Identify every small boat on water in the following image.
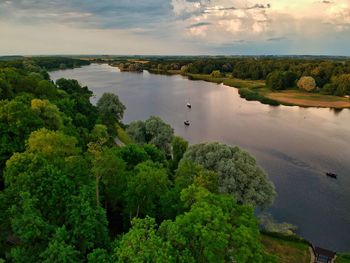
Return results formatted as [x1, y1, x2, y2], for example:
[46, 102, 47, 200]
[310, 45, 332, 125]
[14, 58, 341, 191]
[326, 172, 337, 179]
[187, 103, 192, 108]
[184, 120, 190, 126]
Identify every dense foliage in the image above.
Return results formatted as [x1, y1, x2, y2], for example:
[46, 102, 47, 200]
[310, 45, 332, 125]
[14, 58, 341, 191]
[0, 57, 278, 262]
[105, 56, 350, 96]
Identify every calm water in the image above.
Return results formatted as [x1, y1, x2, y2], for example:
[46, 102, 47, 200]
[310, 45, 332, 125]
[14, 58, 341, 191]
[51, 64, 350, 251]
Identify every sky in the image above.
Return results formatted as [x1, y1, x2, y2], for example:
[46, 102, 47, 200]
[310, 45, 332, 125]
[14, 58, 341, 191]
[0, 0, 349, 56]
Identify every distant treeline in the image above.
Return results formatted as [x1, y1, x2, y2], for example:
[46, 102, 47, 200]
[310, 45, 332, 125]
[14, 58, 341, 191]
[0, 57, 90, 71]
[101, 57, 350, 96]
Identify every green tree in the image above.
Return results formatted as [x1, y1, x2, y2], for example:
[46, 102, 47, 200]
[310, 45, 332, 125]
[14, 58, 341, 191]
[40, 227, 80, 263]
[170, 136, 188, 171]
[90, 147, 127, 207]
[89, 124, 109, 143]
[97, 93, 126, 133]
[210, 70, 223, 78]
[87, 249, 111, 263]
[124, 161, 170, 219]
[118, 144, 149, 170]
[127, 117, 175, 155]
[27, 128, 79, 157]
[283, 71, 297, 88]
[0, 99, 43, 173]
[175, 160, 218, 193]
[114, 216, 179, 263]
[145, 116, 174, 154]
[266, 71, 285, 90]
[143, 144, 166, 164]
[333, 74, 350, 96]
[126, 120, 147, 144]
[31, 99, 64, 130]
[159, 186, 269, 263]
[181, 142, 276, 208]
[66, 185, 110, 254]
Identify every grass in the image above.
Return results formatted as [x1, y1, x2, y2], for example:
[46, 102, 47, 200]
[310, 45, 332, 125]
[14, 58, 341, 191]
[116, 124, 133, 145]
[185, 73, 280, 106]
[261, 233, 310, 263]
[146, 70, 350, 108]
[267, 90, 350, 108]
[336, 254, 350, 263]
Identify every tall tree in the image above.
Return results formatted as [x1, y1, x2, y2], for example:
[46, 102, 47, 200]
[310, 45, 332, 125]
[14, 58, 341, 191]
[180, 142, 276, 208]
[97, 93, 126, 134]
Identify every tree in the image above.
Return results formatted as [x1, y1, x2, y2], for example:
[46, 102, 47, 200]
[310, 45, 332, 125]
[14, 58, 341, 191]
[66, 185, 110, 254]
[124, 161, 170, 219]
[143, 144, 166, 164]
[40, 227, 80, 263]
[145, 116, 174, 154]
[31, 99, 64, 130]
[127, 116, 174, 155]
[97, 93, 126, 133]
[87, 249, 111, 263]
[34, 80, 58, 99]
[175, 160, 219, 193]
[118, 144, 149, 170]
[27, 128, 79, 157]
[266, 71, 285, 90]
[89, 124, 109, 143]
[210, 70, 223, 78]
[159, 186, 272, 263]
[180, 142, 276, 208]
[0, 77, 13, 99]
[170, 136, 188, 171]
[126, 121, 146, 144]
[114, 216, 177, 263]
[297, 76, 317, 92]
[332, 74, 350, 96]
[283, 71, 297, 88]
[90, 147, 127, 207]
[0, 99, 43, 173]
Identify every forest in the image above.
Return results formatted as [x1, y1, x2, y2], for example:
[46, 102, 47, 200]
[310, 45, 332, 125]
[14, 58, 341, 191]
[0, 57, 283, 262]
[106, 56, 350, 97]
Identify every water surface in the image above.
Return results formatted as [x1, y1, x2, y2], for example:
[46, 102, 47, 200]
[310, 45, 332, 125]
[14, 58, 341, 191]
[51, 64, 350, 251]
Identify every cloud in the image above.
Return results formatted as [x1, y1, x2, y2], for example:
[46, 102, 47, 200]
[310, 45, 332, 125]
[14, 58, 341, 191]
[0, 0, 173, 29]
[0, 0, 350, 55]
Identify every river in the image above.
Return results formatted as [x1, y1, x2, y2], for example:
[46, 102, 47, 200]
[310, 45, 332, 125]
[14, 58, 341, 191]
[50, 63, 350, 252]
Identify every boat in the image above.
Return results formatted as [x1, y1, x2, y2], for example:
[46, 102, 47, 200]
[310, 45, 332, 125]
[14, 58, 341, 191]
[184, 120, 190, 126]
[326, 172, 337, 179]
[187, 102, 192, 108]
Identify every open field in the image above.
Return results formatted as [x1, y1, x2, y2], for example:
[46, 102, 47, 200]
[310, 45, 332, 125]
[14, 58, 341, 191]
[182, 73, 350, 108]
[266, 90, 350, 108]
[261, 233, 310, 263]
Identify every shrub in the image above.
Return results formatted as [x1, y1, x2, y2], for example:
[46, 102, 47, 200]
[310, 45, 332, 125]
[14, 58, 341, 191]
[297, 76, 317, 92]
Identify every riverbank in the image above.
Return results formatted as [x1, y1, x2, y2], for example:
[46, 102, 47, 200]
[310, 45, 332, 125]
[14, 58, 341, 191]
[186, 73, 350, 108]
[146, 69, 350, 109]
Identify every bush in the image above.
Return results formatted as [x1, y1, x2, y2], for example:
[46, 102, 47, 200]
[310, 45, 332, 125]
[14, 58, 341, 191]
[238, 88, 280, 106]
[297, 76, 317, 92]
[266, 71, 285, 90]
[210, 70, 223, 78]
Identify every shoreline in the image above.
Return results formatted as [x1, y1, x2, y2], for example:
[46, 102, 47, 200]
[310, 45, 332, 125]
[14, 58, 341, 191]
[145, 68, 350, 109]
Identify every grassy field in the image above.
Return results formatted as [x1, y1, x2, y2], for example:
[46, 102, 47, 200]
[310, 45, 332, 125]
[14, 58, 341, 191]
[261, 233, 310, 263]
[267, 90, 350, 108]
[336, 254, 350, 263]
[181, 73, 350, 108]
